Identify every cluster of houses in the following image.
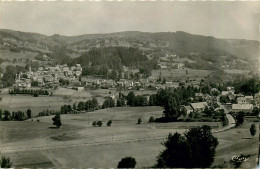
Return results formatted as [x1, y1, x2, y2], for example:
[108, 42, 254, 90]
[183, 86, 258, 115]
[14, 64, 82, 88]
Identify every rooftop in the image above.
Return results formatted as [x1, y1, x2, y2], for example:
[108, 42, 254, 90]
[232, 104, 253, 110]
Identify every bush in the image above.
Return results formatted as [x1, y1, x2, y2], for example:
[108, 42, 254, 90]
[107, 120, 112, 126]
[97, 120, 102, 127]
[117, 157, 136, 168]
[149, 116, 155, 123]
[137, 118, 142, 124]
[0, 156, 12, 168]
[92, 121, 97, 127]
[250, 124, 256, 137]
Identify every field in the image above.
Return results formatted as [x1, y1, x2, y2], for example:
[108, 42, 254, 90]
[0, 106, 257, 168]
[213, 118, 259, 168]
[224, 69, 250, 74]
[0, 94, 67, 116]
[0, 87, 159, 117]
[149, 68, 211, 81]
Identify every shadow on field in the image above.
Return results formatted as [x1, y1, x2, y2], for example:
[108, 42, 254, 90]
[49, 127, 59, 129]
[242, 137, 253, 140]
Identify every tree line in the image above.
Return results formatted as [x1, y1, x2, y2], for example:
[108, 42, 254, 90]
[0, 109, 32, 121]
[9, 88, 49, 97]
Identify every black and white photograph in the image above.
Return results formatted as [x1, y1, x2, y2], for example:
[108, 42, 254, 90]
[0, 1, 259, 168]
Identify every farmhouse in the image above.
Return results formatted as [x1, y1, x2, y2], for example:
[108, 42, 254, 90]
[190, 102, 208, 113]
[232, 104, 253, 113]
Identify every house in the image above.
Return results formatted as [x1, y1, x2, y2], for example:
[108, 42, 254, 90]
[237, 97, 247, 104]
[190, 102, 208, 113]
[77, 87, 84, 92]
[195, 93, 204, 100]
[195, 93, 203, 98]
[227, 93, 236, 101]
[245, 96, 253, 104]
[232, 104, 253, 113]
[222, 90, 234, 96]
[177, 63, 184, 69]
[227, 86, 234, 91]
[211, 88, 219, 93]
[184, 105, 193, 115]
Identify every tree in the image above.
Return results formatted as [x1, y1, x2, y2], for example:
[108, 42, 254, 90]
[117, 157, 136, 168]
[156, 125, 218, 168]
[236, 111, 245, 127]
[73, 103, 77, 110]
[107, 120, 112, 126]
[185, 125, 219, 167]
[250, 124, 256, 138]
[52, 114, 62, 128]
[26, 109, 32, 118]
[97, 120, 102, 127]
[137, 118, 142, 124]
[92, 97, 98, 109]
[102, 97, 115, 109]
[0, 156, 12, 168]
[163, 96, 180, 121]
[3, 110, 10, 121]
[156, 133, 192, 168]
[149, 116, 155, 123]
[0, 109, 2, 120]
[92, 121, 97, 127]
[127, 92, 136, 107]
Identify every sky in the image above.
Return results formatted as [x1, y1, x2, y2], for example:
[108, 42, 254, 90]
[0, 1, 259, 41]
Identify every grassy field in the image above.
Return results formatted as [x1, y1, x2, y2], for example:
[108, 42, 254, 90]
[212, 119, 259, 168]
[224, 69, 250, 74]
[149, 68, 211, 81]
[0, 107, 257, 168]
[0, 87, 157, 116]
[0, 88, 93, 116]
[0, 95, 67, 116]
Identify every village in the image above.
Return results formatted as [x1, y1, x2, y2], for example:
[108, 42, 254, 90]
[7, 62, 259, 119]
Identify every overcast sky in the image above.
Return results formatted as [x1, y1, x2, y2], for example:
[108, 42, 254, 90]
[0, 1, 259, 40]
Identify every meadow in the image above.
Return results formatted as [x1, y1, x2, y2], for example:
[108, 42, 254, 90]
[149, 68, 211, 82]
[0, 106, 257, 168]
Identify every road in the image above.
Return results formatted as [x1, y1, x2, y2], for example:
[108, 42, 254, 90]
[214, 96, 236, 132]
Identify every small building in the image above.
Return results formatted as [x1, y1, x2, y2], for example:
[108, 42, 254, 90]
[184, 105, 193, 115]
[77, 87, 84, 92]
[227, 93, 236, 101]
[195, 93, 203, 98]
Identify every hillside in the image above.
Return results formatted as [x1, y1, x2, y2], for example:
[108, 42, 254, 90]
[0, 29, 259, 73]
